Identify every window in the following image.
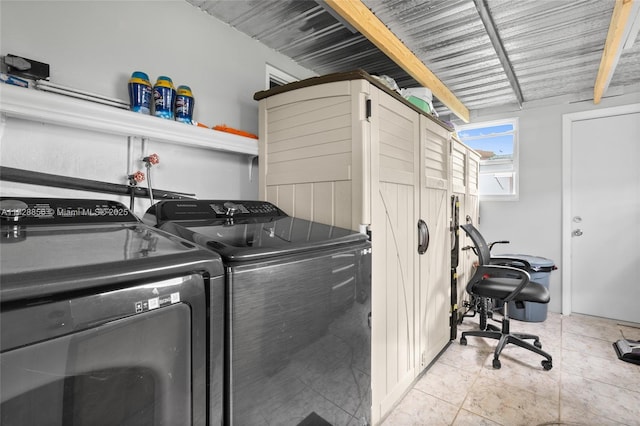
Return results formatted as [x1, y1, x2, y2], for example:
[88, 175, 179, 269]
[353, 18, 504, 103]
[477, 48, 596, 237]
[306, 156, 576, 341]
[265, 64, 296, 89]
[457, 118, 519, 200]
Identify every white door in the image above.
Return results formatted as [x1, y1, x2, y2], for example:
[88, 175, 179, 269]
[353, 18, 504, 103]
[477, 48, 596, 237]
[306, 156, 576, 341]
[568, 109, 640, 323]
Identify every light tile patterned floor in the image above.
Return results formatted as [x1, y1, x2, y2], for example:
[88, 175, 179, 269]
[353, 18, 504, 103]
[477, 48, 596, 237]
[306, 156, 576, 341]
[381, 312, 640, 426]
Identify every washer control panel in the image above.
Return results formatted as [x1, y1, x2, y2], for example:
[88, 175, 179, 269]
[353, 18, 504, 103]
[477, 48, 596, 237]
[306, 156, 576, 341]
[148, 200, 287, 222]
[209, 201, 283, 217]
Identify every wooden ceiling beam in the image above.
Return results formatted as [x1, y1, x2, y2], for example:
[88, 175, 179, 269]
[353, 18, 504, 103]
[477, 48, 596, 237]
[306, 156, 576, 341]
[323, 0, 470, 123]
[594, 0, 636, 104]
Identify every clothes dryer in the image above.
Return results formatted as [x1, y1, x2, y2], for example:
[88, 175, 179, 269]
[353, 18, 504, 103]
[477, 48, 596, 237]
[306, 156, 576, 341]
[0, 197, 225, 426]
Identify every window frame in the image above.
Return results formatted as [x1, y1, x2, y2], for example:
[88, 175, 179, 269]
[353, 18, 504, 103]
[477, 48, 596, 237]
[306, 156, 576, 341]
[265, 64, 296, 89]
[457, 117, 519, 201]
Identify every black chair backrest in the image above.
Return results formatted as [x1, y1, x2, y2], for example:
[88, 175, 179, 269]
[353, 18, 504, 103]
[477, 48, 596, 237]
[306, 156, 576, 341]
[460, 224, 492, 266]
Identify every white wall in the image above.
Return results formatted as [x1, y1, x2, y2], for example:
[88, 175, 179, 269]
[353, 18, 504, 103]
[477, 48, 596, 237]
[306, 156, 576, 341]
[0, 0, 315, 211]
[466, 91, 640, 313]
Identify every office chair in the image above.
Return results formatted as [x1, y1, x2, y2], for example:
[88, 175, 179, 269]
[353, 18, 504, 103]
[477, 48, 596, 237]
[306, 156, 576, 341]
[459, 224, 553, 370]
[460, 234, 511, 331]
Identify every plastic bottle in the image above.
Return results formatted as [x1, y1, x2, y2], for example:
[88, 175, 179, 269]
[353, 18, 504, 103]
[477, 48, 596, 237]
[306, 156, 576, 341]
[175, 85, 194, 124]
[128, 71, 152, 114]
[153, 76, 176, 119]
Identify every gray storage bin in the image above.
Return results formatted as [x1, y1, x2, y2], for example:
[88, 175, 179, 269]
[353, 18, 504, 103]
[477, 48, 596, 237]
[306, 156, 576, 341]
[492, 254, 556, 322]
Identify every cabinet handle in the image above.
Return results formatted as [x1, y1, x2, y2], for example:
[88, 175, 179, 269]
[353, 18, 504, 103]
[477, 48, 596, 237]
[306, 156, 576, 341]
[418, 219, 430, 254]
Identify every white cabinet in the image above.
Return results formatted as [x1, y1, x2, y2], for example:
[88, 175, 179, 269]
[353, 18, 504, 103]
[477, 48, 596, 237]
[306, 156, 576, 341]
[256, 71, 454, 424]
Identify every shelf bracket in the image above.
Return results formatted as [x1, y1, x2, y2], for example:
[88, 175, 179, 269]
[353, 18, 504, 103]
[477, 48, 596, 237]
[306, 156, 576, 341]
[248, 155, 259, 181]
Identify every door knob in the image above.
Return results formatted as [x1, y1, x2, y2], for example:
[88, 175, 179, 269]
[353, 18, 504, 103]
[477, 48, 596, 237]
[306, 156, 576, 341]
[572, 229, 583, 237]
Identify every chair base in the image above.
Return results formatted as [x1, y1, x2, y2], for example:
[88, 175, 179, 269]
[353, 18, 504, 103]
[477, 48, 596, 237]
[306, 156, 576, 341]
[460, 318, 553, 370]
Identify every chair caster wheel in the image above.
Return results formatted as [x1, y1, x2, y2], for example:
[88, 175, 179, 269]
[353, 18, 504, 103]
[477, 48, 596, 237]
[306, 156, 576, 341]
[534, 340, 542, 349]
[492, 359, 501, 369]
[542, 360, 553, 370]
[460, 337, 467, 346]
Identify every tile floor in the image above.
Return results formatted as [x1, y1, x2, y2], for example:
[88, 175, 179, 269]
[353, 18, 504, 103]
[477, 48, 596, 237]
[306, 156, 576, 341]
[381, 311, 640, 426]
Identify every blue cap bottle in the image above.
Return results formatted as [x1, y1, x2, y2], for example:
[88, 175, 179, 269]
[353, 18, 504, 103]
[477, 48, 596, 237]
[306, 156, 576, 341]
[153, 76, 176, 119]
[128, 71, 152, 114]
[175, 85, 194, 124]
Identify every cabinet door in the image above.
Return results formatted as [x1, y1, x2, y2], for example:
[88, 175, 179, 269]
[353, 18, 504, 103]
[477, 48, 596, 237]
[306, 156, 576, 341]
[257, 81, 359, 230]
[369, 87, 420, 422]
[453, 143, 480, 319]
[417, 116, 451, 368]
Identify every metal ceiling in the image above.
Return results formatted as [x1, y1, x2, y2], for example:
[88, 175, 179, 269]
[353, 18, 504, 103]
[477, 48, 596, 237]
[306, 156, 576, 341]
[187, 0, 640, 118]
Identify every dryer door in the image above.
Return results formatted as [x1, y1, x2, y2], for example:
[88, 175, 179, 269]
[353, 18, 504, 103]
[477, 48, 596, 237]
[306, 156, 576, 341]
[0, 275, 207, 426]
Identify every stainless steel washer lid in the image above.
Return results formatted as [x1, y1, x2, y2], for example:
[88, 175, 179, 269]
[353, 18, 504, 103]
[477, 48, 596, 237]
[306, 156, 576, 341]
[160, 216, 369, 262]
[145, 199, 369, 262]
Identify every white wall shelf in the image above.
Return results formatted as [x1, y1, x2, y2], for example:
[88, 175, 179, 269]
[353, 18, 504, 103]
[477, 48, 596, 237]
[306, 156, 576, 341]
[0, 83, 259, 156]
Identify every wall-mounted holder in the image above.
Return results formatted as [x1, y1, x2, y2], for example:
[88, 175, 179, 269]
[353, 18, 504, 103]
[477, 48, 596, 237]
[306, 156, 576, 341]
[1, 54, 50, 81]
[1, 166, 194, 201]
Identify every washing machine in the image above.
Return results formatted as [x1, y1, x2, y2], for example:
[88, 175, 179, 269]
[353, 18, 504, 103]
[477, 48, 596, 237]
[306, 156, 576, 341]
[144, 199, 372, 426]
[0, 197, 225, 426]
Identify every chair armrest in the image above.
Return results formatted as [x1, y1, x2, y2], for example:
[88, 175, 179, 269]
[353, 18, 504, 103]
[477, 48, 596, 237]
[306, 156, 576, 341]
[488, 240, 510, 251]
[475, 264, 532, 302]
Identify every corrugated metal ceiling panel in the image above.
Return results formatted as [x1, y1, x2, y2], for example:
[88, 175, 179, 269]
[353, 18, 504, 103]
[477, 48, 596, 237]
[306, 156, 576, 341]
[189, 0, 415, 84]
[487, 0, 615, 103]
[188, 0, 640, 117]
[613, 41, 640, 89]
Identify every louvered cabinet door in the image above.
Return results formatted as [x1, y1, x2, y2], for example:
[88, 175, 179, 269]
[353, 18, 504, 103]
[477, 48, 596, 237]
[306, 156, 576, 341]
[451, 138, 473, 315]
[417, 116, 452, 369]
[369, 86, 420, 423]
[450, 139, 481, 324]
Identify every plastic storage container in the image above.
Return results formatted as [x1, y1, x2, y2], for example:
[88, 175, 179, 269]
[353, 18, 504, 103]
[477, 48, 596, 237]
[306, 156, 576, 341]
[407, 95, 431, 113]
[403, 87, 433, 114]
[403, 87, 433, 103]
[492, 254, 556, 322]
